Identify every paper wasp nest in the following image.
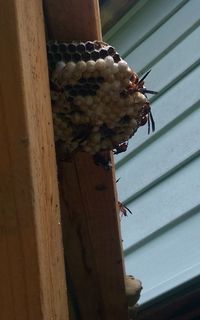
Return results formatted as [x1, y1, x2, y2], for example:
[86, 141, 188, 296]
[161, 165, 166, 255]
[47, 40, 155, 155]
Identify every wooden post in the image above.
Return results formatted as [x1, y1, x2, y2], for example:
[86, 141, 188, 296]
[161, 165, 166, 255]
[44, 1, 128, 320]
[0, 1, 69, 319]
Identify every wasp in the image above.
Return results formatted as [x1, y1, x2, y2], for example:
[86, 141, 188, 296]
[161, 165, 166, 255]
[116, 178, 132, 217]
[93, 152, 112, 170]
[113, 141, 129, 155]
[136, 70, 157, 134]
[139, 102, 155, 134]
[118, 201, 133, 218]
[129, 69, 157, 94]
[127, 70, 157, 134]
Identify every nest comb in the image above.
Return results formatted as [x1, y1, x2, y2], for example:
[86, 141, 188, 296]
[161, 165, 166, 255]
[47, 40, 156, 156]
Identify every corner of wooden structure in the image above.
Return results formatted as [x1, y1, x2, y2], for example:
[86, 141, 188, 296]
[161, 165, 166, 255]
[0, 1, 69, 319]
[43, 1, 129, 320]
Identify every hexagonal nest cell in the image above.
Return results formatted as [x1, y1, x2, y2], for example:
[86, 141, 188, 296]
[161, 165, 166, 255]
[47, 40, 156, 157]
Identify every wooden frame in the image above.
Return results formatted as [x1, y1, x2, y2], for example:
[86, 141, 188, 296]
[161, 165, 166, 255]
[0, 0, 128, 319]
[44, 1, 128, 319]
[0, 1, 69, 319]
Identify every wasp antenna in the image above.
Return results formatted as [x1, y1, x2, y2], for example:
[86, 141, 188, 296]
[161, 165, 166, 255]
[138, 69, 152, 84]
[141, 89, 158, 95]
[124, 205, 133, 215]
[150, 110, 155, 132]
[147, 115, 151, 135]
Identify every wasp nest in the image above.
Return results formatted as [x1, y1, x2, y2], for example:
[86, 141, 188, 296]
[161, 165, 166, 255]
[47, 40, 155, 155]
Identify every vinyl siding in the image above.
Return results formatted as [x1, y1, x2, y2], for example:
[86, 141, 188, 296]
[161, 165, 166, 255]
[104, 0, 200, 304]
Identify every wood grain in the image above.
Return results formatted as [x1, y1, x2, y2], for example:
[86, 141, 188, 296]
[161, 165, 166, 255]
[0, 1, 69, 319]
[44, 0, 102, 41]
[43, 0, 128, 319]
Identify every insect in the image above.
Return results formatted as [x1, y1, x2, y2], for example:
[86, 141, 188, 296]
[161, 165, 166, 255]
[93, 152, 112, 170]
[121, 70, 157, 97]
[139, 102, 155, 134]
[128, 70, 157, 134]
[116, 178, 132, 217]
[113, 141, 129, 154]
[118, 201, 133, 218]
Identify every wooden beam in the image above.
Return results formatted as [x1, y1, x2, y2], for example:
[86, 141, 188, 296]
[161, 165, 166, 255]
[44, 0, 102, 41]
[44, 1, 128, 319]
[0, 1, 69, 319]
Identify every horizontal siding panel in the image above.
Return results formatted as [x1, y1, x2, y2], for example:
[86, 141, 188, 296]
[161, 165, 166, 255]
[117, 105, 200, 201]
[109, 0, 200, 303]
[116, 64, 200, 164]
[120, 155, 200, 248]
[126, 0, 200, 71]
[143, 25, 200, 91]
[124, 208, 200, 303]
[105, 0, 186, 56]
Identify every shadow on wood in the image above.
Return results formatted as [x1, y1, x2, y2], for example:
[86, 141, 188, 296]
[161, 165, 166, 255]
[43, 0, 128, 319]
